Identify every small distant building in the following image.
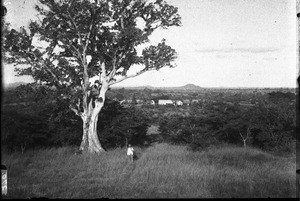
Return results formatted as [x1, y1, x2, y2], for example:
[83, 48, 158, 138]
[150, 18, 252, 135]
[175, 100, 183, 106]
[150, 100, 156, 105]
[183, 99, 190, 105]
[136, 99, 143, 104]
[191, 99, 200, 104]
[158, 100, 174, 105]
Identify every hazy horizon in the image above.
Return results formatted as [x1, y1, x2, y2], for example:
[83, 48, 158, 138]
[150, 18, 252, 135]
[4, 81, 297, 90]
[2, 0, 298, 88]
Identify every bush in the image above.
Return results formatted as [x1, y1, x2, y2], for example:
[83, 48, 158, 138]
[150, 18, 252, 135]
[1, 110, 50, 153]
[98, 101, 150, 149]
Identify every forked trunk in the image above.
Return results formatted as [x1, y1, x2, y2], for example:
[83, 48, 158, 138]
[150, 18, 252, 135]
[78, 61, 108, 153]
[79, 102, 105, 153]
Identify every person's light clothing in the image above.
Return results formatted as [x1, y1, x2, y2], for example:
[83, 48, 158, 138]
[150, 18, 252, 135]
[127, 147, 134, 156]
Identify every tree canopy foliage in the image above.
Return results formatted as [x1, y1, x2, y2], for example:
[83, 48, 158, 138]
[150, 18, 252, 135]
[3, 0, 181, 95]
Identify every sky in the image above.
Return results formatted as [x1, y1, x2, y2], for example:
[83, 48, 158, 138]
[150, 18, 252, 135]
[2, 0, 298, 88]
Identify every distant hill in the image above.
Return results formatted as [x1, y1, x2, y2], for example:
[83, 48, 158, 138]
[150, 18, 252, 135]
[114, 84, 202, 90]
[4, 82, 29, 90]
[178, 84, 202, 90]
[158, 84, 202, 91]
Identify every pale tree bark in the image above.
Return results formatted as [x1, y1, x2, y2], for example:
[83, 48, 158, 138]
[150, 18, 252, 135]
[79, 117, 88, 151]
[79, 99, 106, 153]
[21, 143, 26, 154]
[239, 127, 251, 149]
[86, 112, 103, 153]
[77, 59, 110, 153]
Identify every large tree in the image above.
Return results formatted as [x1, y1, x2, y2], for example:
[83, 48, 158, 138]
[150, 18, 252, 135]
[3, 0, 181, 153]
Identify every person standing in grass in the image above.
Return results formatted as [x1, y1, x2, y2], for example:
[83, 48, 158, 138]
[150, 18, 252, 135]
[127, 144, 134, 162]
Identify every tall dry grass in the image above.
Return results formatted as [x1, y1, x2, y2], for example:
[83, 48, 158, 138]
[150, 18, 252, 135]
[2, 143, 296, 198]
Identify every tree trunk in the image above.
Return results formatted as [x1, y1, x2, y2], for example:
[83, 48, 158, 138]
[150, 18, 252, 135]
[78, 61, 108, 153]
[80, 102, 105, 153]
[87, 113, 104, 153]
[21, 143, 26, 154]
[239, 131, 248, 149]
[79, 120, 88, 151]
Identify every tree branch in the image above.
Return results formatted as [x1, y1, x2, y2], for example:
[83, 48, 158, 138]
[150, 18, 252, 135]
[81, 12, 95, 92]
[107, 45, 130, 83]
[239, 132, 245, 141]
[66, 12, 84, 47]
[100, 62, 107, 83]
[108, 53, 117, 82]
[69, 98, 83, 117]
[69, 43, 84, 64]
[88, 96, 94, 112]
[83, 16, 94, 55]
[109, 67, 156, 86]
[70, 106, 82, 117]
[22, 50, 61, 85]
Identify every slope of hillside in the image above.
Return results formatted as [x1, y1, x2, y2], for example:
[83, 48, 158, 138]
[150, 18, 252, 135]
[179, 84, 202, 90]
[2, 143, 296, 198]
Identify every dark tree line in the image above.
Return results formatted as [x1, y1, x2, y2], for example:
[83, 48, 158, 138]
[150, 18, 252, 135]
[159, 100, 296, 153]
[2, 84, 296, 154]
[2, 85, 149, 153]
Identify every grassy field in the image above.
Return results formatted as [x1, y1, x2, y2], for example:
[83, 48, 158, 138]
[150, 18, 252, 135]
[2, 143, 297, 198]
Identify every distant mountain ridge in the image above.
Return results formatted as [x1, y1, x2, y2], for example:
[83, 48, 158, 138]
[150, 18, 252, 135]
[113, 84, 202, 90]
[4, 82, 202, 90]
